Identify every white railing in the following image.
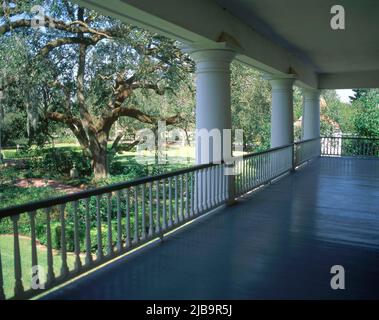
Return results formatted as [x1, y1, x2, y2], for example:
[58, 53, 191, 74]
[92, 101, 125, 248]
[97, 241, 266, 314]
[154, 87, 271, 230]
[0, 162, 230, 300]
[234, 145, 293, 197]
[294, 138, 321, 167]
[321, 136, 379, 157]
[0, 142, 319, 300]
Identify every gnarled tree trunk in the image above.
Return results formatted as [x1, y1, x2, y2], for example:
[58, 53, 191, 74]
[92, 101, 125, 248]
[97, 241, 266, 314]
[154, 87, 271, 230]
[92, 147, 108, 179]
[88, 131, 109, 179]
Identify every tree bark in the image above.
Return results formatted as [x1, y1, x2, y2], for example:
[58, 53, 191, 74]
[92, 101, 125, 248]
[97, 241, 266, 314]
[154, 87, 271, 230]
[92, 147, 108, 179]
[88, 132, 109, 179]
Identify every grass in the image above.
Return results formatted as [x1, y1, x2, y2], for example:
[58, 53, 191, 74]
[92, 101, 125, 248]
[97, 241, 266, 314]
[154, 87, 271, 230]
[117, 144, 195, 162]
[0, 235, 80, 299]
[0, 185, 62, 210]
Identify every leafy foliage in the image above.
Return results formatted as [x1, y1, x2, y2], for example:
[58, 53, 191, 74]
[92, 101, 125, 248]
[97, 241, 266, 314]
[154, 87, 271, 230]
[0, 0, 194, 177]
[231, 62, 271, 151]
[351, 89, 379, 137]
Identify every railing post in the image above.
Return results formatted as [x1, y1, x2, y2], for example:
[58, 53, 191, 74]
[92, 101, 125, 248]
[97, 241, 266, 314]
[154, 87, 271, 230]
[226, 163, 236, 205]
[28, 211, 39, 280]
[0, 220, 5, 300]
[73, 201, 82, 272]
[84, 198, 93, 266]
[11, 214, 24, 297]
[292, 143, 296, 171]
[59, 205, 69, 277]
[45, 208, 55, 285]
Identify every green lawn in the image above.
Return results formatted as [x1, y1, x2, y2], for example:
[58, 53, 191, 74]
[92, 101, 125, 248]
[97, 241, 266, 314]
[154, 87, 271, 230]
[0, 235, 79, 299]
[1, 143, 82, 159]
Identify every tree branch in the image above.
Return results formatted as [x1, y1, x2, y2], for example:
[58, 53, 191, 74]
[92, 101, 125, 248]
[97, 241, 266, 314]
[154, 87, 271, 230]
[39, 36, 103, 56]
[130, 82, 172, 95]
[0, 15, 127, 37]
[113, 139, 140, 153]
[115, 107, 181, 125]
[75, 8, 97, 135]
[45, 111, 89, 148]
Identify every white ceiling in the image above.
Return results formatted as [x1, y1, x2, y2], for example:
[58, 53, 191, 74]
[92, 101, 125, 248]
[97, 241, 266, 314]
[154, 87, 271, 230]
[216, 0, 379, 74]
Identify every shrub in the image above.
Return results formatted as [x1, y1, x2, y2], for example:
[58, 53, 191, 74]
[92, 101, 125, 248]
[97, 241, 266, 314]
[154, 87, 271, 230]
[30, 148, 92, 177]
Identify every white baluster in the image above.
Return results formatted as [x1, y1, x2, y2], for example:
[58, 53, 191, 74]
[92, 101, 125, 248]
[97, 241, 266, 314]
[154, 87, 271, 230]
[116, 192, 122, 251]
[224, 165, 228, 200]
[174, 176, 179, 222]
[45, 208, 55, 285]
[125, 189, 131, 248]
[133, 187, 139, 244]
[213, 167, 217, 207]
[155, 180, 160, 234]
[59, 205, 69, 277]
[106, 194, 113, 256]
[0, 218, 6, 300]
[141, 184, 146, 240]
[148, 182, 153, 237]
[168, 177, 173, 227]
[190, 173, 195, 217]
[28, 211, 39, 278]
[95, 195, 103, 260]
[72, 202, 82, 272]
[219, 165, 223, 200]
[179, 175, 184, 221]
[162, 179, 167, 230]
[84, 198, 93, 265]
[11, 215, 24, 297]
[185, 173, 189, 219]
[204, 169, 208, 210]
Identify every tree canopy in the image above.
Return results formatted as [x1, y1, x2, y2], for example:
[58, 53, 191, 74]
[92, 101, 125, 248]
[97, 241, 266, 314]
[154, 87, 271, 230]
[0, 0, 193, 177]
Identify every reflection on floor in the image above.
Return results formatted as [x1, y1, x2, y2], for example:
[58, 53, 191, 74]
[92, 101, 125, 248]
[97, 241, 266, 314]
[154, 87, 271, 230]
[44, 157, 379, 299]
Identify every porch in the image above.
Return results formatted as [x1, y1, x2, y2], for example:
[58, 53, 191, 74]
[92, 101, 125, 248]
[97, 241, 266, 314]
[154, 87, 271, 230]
[0, 0, 378, 301]
[43, 156, 379, 300]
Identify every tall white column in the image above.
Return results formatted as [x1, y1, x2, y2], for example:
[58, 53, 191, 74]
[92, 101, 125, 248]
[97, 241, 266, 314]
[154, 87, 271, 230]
[267, 77, 295, 148]
[185, 44, 236, 206]
[186, 45, 236, 164]
[302, 88, 320, 140]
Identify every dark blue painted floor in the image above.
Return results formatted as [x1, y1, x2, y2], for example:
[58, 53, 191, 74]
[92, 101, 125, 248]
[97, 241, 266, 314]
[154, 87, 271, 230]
[44, 157, 379, 300]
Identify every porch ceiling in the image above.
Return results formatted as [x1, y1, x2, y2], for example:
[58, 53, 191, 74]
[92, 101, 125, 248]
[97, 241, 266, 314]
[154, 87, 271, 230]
[217, 0, 379, 89]
[217, 0, 379, 74]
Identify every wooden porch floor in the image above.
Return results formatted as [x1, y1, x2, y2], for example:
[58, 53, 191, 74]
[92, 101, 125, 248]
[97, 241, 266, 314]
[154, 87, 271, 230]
[43, 157, 379, 299]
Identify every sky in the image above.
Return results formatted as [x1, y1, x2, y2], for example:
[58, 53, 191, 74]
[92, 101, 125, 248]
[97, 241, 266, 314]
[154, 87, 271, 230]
[336, 89, 354, 103]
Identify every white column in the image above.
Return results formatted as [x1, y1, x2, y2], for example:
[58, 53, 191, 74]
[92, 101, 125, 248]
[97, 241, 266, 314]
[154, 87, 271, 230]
[186, 45, 236, 164]
[267, 77, 295, 148]
[302, 88, 320, 140]
[185, 44, 236, 207]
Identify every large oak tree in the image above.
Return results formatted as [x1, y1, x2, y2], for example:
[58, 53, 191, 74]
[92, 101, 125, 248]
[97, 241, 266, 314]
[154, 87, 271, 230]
[0, 0, 193, 178]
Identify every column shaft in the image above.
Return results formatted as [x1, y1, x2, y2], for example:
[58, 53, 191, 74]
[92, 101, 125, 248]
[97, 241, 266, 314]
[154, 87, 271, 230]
[268, 77, 295, 148]
[188, 48, 235, 164]
[302, 89, 320, 140]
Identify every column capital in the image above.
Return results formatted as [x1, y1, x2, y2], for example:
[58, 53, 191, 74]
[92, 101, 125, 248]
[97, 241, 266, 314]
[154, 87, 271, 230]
[181, 42, 236, 73]
[302, 87, 321, 100]
[264, 74, 296, 90]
